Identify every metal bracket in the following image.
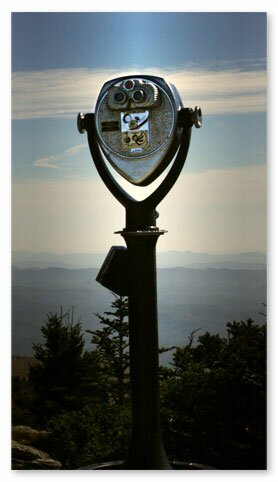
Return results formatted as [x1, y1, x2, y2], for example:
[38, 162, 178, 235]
[96, 246, 129, 296]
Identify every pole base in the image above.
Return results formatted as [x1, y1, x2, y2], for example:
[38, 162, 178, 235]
[79, 460, 216, 470]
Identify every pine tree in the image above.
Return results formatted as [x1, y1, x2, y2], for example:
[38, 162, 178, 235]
[29, 308, 91, 425]
[86, 294, 129, 404]
[160, 319, 267, 469]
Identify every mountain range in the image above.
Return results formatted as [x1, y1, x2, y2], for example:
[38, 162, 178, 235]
[12, 250, 266, 270]
[12, 261, 267, 362]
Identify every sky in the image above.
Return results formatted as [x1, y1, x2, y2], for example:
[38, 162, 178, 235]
[11, 11, 267, 255]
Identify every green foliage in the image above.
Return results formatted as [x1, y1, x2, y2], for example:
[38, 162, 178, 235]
[12, 376, 38, 427]
[13, 300, 266, 470]
[86, 294, 129, 404]
[29, 308, 105, 426]
[47, 402, 131, 468]
[17, 300, 131, 468]
[160, 319, 267, 469]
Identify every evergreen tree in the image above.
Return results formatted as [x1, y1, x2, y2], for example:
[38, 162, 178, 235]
[29, 307, 103, 426]
[14, 304, 131, 468]
[160, 319, 267, 469]
[86, 294, 129, 404]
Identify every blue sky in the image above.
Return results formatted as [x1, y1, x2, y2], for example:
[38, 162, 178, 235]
[12, 13, 266, 71]
[11, 12, 267, 255]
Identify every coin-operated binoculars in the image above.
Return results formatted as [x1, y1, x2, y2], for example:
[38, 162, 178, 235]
[78, 75, 201, 470]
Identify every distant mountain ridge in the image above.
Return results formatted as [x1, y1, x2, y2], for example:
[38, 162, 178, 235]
[12, 250, 266, 270]
[12, 265, 266, 359]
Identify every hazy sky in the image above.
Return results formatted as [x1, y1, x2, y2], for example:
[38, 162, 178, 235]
[12, 12, 267, 255]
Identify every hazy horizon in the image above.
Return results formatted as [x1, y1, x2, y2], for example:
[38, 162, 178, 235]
[12, 249, 267, 271]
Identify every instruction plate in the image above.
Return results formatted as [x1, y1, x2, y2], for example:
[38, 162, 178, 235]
[121, 111, 150, 151]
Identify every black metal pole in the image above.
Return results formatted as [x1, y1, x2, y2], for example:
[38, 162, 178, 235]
[121, 227, 172, 470]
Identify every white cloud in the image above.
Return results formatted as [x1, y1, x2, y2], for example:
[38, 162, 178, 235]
[33, 143, 87, 168]
[12, 65, 266, 120]
[12, 164, 266, 254]
[33, 155, 59, 169]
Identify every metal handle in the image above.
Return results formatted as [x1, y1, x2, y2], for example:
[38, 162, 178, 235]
[192, 106, 202, 128]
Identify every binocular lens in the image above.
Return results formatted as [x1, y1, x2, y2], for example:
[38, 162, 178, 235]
[114, 91, 126, 103]
[133, 90, 145, 102]
[124, 79, 134, 90]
